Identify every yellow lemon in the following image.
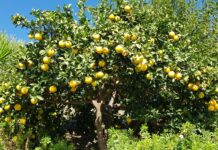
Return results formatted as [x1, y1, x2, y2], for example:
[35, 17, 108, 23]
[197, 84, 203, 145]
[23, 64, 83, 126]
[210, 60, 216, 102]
[16, 85, 22, 91]
[122, 50, 129, 57]
[175, 72, 182, 80]
[0, 98, 4, 104]
[98, 60, 106, 67]
[173, 35, 180, 42]
[115, 45, 124, 53]
[124, 5, 131, 13]
[30, 98, 38, 105]
[49, 85, 57, 93]
[14, 104, 22, 111]
[192, 84, 199, 91]
[131, 34, 138, 41]
[47, 49, 55, 57]
[89, 63, 96, 69]
[115, 16, 121, 22]
[58, 40, 66, 48]
[103, 47, 110, 54]
[194, 70, 202, 76]
[124, 33, 131, 41]
[28, 34, 33, 39]
[65, 41, 72, 48]
[42, 56, 51, 64]
[188, 83, 193, 90]
[85, 76, 93, 84]
[34, 33, 43, 40]
[27, 60, 34, 67]
[91, 81, 97, 87]
[132, 56, 143, 65]
[169, 31, 175, 38]
[108, 14, 115, 21]
[149, 59, 155, 67]
[5, 117, 11, 123]
[19, 118, 26, 125]
[164, 67, 171, 74]
[168, 71, 175, 78]
[95, 71, 104, 79]
[138, 63, 148, 72]
[208, 105, 215, 111]
[215, 104, 218, 110]
[70, 87, 77, 92]
[92, 34, 101, 41]
[21, 87, 28, 95]
[41, 64, 49, 72]
[215, 87, 218, 93]
[146, 73, 152, 80]
[0, 108, 4, 114]
[209, 99, 217, 106]
[72, 48, 78, 54]
[126, 117, 132, 125]
[69, 80, 78, 88]
[96, 46, 103, 54]
[17, 63, 25, 70]
[198, 92, 205, 99]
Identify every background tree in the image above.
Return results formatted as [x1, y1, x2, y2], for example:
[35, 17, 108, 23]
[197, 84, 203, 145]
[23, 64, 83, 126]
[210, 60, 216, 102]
[0, 0, 217, 149]
[0, 33, 26, 149]
[0, 33, 25, 92]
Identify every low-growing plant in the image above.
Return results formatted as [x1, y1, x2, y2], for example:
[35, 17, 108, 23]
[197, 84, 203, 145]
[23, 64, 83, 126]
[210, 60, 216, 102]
[108, 122, 218, 150]
[34, 136, 75, 150]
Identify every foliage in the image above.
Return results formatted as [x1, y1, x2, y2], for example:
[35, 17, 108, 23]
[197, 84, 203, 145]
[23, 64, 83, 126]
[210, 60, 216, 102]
[0, 33, 25, 92]
[0, 123, 75, 150]
[35, 137, 75, 150]
[34, 136, 75, 150]
[0, 34, 12, 61]
[108, 122, 218, 150]
[0, 0, 218, 149]
[49, 140, 75, 150]
[0, 144, 3, 150]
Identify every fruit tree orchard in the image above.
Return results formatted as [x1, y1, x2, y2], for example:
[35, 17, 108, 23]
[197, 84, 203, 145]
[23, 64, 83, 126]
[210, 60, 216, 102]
[0, 0, 218, 149]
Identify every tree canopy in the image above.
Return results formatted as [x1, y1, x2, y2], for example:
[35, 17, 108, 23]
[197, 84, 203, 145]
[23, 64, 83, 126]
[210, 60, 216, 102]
[0, 0, 217, 149]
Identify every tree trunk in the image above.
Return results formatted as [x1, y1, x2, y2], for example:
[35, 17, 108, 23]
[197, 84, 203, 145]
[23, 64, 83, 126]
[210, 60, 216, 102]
[92, 100, 107, 150]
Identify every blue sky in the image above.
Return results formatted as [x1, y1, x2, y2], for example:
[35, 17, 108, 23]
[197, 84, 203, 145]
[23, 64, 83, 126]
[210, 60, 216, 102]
[0, 0, 204, 42]
[0, 0, 98, 42]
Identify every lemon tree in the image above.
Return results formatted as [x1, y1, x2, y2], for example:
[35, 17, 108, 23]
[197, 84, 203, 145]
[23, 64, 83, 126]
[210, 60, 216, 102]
[0, 0, 217, 149]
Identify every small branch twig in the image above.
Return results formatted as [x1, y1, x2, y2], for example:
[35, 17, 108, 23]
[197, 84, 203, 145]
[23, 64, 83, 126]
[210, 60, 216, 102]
[25, 136, 29, 150]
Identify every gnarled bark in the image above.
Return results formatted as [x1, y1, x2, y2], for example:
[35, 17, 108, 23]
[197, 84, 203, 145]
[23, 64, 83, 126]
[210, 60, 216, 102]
[92, 100, 107, 150]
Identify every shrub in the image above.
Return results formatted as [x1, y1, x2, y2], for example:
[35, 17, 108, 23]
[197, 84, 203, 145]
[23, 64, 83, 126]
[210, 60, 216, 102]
[108, 122, 218, 150]
[34, 136, 75, 150]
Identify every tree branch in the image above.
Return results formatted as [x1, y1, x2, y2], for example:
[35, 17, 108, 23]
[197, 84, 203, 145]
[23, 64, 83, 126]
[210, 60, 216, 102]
[92, 100, 103, 123]
[108, 91, 117, 108]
